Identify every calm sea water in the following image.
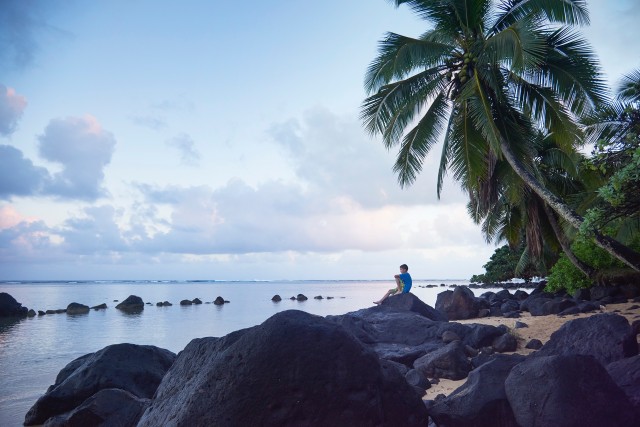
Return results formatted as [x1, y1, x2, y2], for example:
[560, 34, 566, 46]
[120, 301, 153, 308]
[0, 279, 488, 426]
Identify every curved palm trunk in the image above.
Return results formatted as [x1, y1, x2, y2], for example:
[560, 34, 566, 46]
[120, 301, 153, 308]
[542, 203, 595, 278]
[500, 141, 640, 272]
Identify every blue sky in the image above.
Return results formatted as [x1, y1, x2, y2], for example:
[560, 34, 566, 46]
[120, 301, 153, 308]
[1, 0, 638, 280]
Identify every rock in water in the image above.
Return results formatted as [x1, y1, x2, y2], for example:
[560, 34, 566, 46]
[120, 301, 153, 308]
[115, 295, 144, 312]
[0, 292, 28, 317]
[24, 344, 176, 425]
[66, 302, 90, 315]
[137, 310, 428, 426]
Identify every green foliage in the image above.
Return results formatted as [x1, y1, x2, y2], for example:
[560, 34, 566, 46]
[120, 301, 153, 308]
[546, 236, 632, 293]
[582, 70, 640, 241]
[470, 245, 540, 283]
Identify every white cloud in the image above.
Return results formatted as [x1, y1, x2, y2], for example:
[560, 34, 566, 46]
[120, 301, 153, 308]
[38, 115, 116, 200]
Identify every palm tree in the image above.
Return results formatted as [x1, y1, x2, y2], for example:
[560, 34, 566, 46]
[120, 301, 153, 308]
[468, 128, 597, 278]
[361, 0, 640, 271]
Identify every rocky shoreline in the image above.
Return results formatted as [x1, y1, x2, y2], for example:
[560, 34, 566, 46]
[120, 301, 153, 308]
[2, 283, 639, 426]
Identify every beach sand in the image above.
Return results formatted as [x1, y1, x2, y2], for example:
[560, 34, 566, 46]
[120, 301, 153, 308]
[423, 301, 640, 400]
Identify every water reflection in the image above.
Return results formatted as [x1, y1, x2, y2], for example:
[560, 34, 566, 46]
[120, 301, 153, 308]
[0, 317, 22, 335]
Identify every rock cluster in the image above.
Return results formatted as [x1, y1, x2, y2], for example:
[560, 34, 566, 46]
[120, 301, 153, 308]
[18, 288, 640, 425]
[436, 282, 640, 320]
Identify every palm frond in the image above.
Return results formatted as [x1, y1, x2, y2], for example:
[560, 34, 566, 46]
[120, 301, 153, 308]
[364, 31, 454, 93]
[616, 69, 640, 104]
[361, 68, 444, 145]
[534, 27, 608, 115]
[509, 74, 579, 146]
[393, 92, 450, 187]
[485, 14, 546, 72]
[492, 0, 589, 32]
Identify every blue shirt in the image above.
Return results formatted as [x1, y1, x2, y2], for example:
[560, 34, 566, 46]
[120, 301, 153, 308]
[399, 272, 412, 293]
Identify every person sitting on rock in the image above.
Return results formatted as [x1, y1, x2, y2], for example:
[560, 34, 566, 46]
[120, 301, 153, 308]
[374, 264, 412, 305]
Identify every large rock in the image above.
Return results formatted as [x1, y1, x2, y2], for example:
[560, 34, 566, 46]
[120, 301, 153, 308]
[43, 388, 149, 427]
[24, 344, 176, 425]
[427, 354, 525, 427]
[66, 302, 90, 315]
[505, 354, 637, 427]
[435, 286, 483, 320]
[607, 354, 640, 411]
[115, 295, 144, 312]
[137, 310, 428, 426]
[536, 313, 638, 365]
[377, 292, 448, 321]
[413, 340, 472, 380]
[0, 292, 28, 317]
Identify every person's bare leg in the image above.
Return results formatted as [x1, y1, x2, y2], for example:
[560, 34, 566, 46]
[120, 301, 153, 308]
[374, 290, 393, 305]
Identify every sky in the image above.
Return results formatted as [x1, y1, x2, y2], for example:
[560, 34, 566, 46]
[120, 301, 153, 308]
[1, 0, 639, 281]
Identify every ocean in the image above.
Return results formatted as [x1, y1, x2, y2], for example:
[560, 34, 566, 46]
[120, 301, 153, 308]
[0, 279, 496, 426]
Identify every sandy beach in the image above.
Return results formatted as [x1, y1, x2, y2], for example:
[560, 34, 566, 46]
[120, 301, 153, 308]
[424, 301, 640, 400]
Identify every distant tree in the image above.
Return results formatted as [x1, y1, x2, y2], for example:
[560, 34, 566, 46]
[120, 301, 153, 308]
[470, 244, 541, 284]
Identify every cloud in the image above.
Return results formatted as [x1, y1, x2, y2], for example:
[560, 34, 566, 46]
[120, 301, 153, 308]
[0, 145, 50, 199]
[267, 107, 466, 208]
[38, 115, 116, 200]
[0, 85, 28, 136]
[166, 133, 200, 165]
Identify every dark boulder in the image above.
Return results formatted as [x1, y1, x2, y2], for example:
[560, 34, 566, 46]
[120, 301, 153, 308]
[573, 288, 591, 300]
[271, 294, 282, 302]
[541, 298, 577, 315]
[405, 369, 431, 390]
[192, 298, 202, 304]
[137, 310, 428, 426]
[413, 340, 472, 380]
[493, 333, 517, 353]
[378, 293, 447, 321]
[578, 300, 600, 313]
[435, 287, 484, 320]
[606, 354, 640, 411]
[43, 388, 149, 427]
[0, 292, 28, 317]
[505, 354, 637, 427]
[536, 313, 638, 365]
[590, 285, 620, 301]
[513, 290, 529, 301]
[460, 323, 505, 349]
[558, 306, 581, 316]
[179, 299, 192, 305]
[91, 303, 107, 310]
[525, 339, 543, 350]
[296, 293, 308, 301]
[500, 300, 520, 315]
[426, 354, 525, 427]
[66, 303, 90, 315]
[115, 295, 144, 312]
[213, 296, 225, 305]
[442, 330, 461, 343]
[24, 343, 176, 426]
[330, 310, 442, 365]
